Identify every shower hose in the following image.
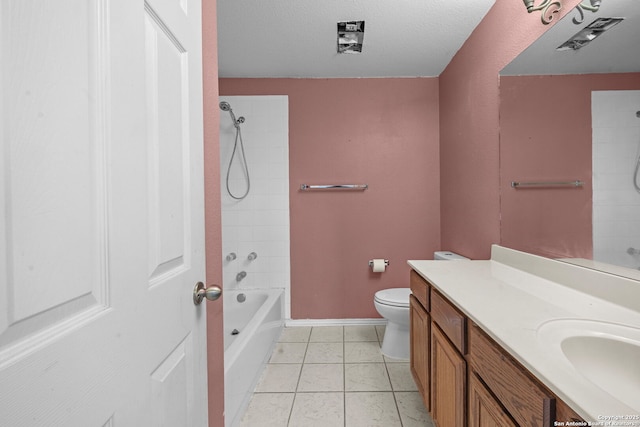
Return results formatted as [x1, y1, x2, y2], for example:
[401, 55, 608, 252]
[226, 125, 250, 200]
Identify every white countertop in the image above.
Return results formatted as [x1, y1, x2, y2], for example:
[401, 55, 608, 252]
[408, 245, 640, 422]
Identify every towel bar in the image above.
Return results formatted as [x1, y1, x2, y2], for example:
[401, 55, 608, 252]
[510, 180, 584, 188]
[300, 184, 368, 191]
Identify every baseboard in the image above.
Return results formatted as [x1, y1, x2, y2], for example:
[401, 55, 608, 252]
[285, 318, 387, 327]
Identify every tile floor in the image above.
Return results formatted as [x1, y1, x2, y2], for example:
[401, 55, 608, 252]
[237, 325, 435, 427]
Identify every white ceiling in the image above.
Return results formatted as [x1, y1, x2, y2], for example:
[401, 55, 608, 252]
[501, 0, 640, 75]
[216, 0, 496, 78]
[217, 0, 640, 78]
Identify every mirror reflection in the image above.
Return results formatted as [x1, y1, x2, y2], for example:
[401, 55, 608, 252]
[499, 0, 640, 274]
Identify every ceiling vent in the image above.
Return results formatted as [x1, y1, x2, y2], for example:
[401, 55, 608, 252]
[337, 21, 365, 54]
[556, 17, 624, 51]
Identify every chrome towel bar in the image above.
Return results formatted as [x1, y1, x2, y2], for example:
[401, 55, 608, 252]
[300, 184, 368, 191]
[510, 180, 584, 188]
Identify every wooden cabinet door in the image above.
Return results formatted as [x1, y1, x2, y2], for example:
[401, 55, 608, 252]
[431, 324, 466, 427]
[469, 373, 517, 427]
[410, 295, 430, 410]
[555, 398, 585, 426]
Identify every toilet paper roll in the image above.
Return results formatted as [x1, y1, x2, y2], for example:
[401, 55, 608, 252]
[371, 259, 386, 273]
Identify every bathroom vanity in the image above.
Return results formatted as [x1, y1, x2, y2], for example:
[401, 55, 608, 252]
[408, 245, 640, 427]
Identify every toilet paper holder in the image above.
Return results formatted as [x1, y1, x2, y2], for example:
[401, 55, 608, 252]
[368, 259, 389, 267]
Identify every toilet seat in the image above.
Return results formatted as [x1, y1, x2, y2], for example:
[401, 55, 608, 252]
[374, 288, 411, 308]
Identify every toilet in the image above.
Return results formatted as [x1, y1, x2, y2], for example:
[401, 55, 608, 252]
[374, 288, 412, 359]
[374, 251, 470, 360]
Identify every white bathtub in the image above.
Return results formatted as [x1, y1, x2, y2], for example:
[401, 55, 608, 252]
[224, 289, 284, 427]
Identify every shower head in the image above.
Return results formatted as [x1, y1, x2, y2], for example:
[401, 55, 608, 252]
[219, 101, 244, 129]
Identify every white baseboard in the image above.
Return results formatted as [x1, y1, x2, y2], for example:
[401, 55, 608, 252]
[285, 318, 387, 327]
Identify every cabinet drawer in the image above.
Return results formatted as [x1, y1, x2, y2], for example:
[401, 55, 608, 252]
[431, 289, 466, 354]
[410, 270, 429, 310]
[469, 323, 554, 427]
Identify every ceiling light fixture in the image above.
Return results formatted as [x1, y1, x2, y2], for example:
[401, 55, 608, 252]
[523, 0, 603, 25]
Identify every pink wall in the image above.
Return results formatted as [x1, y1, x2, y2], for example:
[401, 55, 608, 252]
[500, 73, 640, 259]
[202, 1, 224, 424]
[219, 78, 441, 319]
[439, 0, 582, 260]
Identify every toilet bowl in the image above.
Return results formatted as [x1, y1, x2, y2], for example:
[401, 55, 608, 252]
[374, 288, 412, 360]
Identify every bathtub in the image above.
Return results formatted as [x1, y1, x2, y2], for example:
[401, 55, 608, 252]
[224, 288, 284, 427]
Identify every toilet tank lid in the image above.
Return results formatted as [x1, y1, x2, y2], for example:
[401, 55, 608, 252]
[374, 288, 411, 306]
[434, 251, 470, 260]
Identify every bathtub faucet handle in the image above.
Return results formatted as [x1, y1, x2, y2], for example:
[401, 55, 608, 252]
[236, 271, 247, 282]
[226, 252, 237, 261]
[247, 252, 258, 261]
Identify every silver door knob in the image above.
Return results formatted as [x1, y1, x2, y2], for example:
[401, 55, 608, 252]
[193, 282, 222, 305]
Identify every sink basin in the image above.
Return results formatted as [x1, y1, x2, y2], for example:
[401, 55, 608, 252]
[537, 319, 640, 412]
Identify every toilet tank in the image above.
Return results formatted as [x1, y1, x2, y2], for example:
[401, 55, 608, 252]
[434, 251, 470, 261]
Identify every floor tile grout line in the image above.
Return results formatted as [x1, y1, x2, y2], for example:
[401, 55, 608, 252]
[381, 329, 406, 426]
[343, 327, 346, 426]
[287, 327, 312, 426]
[244, 325, 428, 426]
[384, 356, 405, 427]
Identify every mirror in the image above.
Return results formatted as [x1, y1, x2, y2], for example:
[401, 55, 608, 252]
[499, 0, 640, 277]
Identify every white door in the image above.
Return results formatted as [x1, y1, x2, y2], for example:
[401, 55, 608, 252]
[0, 1, 210, 425]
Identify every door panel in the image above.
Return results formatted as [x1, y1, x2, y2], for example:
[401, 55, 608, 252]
[1, 5, 116, 423]
[150, 335, 194, 427]
[143, 0, 206, 423]
[1, 0, 109, 352]
[0, 0, 208, 424]
[145, 3, 189, 283]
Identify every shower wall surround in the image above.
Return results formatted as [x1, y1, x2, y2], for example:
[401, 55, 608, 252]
[219, 96, 291, 316]
[592, 90, 640, 270]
